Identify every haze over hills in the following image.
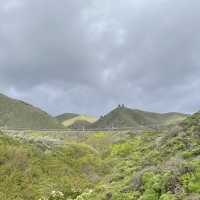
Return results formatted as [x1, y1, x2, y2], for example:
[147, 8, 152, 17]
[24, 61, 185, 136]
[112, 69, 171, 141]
[0, 93, 62, 129]
[90, 105, 188, 129]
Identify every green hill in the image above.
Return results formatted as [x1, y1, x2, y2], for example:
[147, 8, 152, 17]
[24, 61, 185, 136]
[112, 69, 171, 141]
[180, 111, 200, 133]
[90, 105, 187, 129]
[57, 114, 98, 128]
[56, 113, 79, 123]
[68, 120, 93, 129]
[0, 93, 62, 129]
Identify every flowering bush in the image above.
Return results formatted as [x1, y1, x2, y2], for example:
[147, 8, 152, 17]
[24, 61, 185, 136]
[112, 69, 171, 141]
[39, 190, 93, 200]
[49, 191, 65, 200]
[39, 191, 65, 200]
[75, 190, 93, 200]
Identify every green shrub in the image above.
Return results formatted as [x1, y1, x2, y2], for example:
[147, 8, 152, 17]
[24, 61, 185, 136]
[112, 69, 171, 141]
[181, 166, 200, 193]
[182, 147, 200, 159]
[160, 193, 176, 200]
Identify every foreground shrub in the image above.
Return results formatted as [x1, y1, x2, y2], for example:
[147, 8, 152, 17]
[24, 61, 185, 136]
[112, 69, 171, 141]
[159, 193, 176, 200]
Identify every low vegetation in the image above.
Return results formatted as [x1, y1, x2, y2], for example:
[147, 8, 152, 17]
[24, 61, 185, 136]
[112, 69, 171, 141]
[1, 111, 200, 200]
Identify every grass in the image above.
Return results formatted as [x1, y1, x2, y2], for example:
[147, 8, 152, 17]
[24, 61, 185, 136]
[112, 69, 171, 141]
[90, 106, 187, 129]
[0, 94, 62, 129]
[62, 115, 98, 127]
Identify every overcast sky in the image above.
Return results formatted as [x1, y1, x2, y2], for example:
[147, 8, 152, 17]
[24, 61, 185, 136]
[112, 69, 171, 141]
[0, 0, 200, 116]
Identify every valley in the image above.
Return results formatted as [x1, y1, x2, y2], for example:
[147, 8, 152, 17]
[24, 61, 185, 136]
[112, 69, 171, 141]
[1, 0, 199, 199]
[0, 95, 200, 200]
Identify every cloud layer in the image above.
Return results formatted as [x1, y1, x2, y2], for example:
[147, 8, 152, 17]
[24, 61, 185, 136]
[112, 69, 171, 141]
[0, 0, 200, 116]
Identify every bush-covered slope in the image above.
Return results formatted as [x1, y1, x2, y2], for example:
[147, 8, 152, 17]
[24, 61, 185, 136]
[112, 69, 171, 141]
[1, 110, 200, 200]
[0, 131, 108, 200]
[180, 111, 200, 133]
[90, 106, 187, 129]
[0, 94, 62, 129]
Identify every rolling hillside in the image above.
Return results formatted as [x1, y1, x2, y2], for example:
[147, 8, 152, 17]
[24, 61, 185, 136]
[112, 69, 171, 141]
[56, 113, 79, 123]
[90, 105, 188, 129]
[0, 93, 62, 129]
[180, 111, 200, 133]
[68, 120, 92, 129]
[57, 113, 98, 128]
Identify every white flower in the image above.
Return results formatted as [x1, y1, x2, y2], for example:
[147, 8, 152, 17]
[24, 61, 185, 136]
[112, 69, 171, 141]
[50, 190, 64, 198]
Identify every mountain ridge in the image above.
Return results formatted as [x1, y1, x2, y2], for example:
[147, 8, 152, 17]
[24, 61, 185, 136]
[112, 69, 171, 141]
[90, 105, 188, 129]
[0, 93, 62, 129]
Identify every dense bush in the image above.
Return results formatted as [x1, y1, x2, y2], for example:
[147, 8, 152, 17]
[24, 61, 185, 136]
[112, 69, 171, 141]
[1, 121, 200, 200]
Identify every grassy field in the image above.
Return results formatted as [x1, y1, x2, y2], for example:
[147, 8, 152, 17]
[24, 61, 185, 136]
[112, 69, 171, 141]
[62, 115, 98, 127]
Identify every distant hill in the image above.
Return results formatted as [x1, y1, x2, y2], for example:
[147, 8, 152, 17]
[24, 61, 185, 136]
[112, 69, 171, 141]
[56, 114, 98, 128]
[0, 93, 62, 129]
[90, 105, 188, 129]
[180, 111, 200, 133]
[68, 120, 92, 129]
[56, 113, 79, 123]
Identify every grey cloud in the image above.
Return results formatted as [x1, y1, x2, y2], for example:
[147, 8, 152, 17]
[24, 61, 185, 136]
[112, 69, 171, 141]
[0, 0, 200, 115]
